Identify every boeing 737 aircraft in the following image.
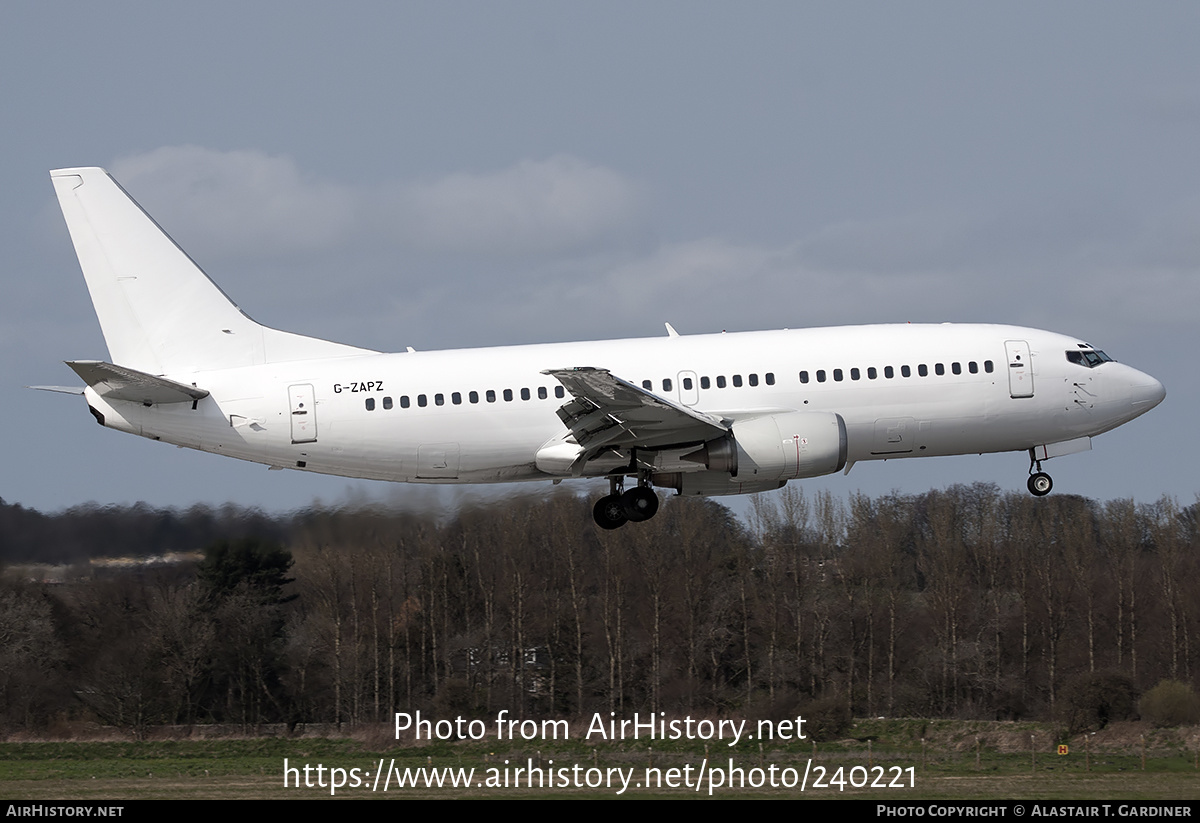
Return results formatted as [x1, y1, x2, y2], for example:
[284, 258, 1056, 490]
[40, 167, 1165, 528]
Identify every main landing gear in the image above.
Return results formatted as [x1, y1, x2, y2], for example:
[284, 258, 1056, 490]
[1027, 450, 1053, 497]
[592, 477, 660, 530]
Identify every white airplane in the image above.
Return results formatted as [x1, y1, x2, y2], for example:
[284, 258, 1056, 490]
[41, 167, 1166, 528]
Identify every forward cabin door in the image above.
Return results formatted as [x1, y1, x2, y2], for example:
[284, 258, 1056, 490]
[1005, 340, 1034, 398]
[289, 384, 318, 443]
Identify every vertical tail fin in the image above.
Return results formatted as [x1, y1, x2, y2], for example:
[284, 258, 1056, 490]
[50, 167, 372, 375]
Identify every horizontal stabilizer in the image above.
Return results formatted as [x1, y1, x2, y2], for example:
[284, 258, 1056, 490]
[66, 360, 209, 406]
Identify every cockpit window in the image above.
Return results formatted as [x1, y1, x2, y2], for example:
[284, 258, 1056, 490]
[1066, 349, 1115, 368]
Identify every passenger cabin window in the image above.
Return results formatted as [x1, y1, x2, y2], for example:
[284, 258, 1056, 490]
[901, 365, 911, 378]
[765, 373, 775, 385]
[682, 377, 693, 390]
[418, 394, 428, 407]
[642, 380, 652, 390]
[401, 396, 410, 408]
[503, 389, 513, 402]
[833, 369, 843, 382]
[700, 376, 711, 389]
[555, 386, 565, 398]
[451, 392, 462, 405]
[717, 376, 727, 388]
[365, 398, 375, 411]
[985, 360, 994, 373]
[935, 363, 945, 375]
[748, 374, 758, 387]
[538, 386, 547, 399]
[952, 362, 962, 375]
[850, 368, 860, 380]
[799, 371, 809, 384]
[969, 361, 979, 374]
[885, 366, 895, 378]
[732, 375, 742, 387]
[435, 393, 445, 406]
[469, 391, 479, 404]
[663, 378, 673, 391]
[383, 396, 393, 410]
[521, 388, 531, 401]
[918, 364, 928, 377]
[868, 367, 877, 379]
[816, 370, 826, 383]
[486, 390, 496, 403]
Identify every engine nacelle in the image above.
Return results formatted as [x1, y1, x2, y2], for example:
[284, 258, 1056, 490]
[682, 411, 847, 481]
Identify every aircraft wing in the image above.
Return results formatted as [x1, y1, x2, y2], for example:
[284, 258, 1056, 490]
[543, 367, 728, 456]
[66, 360, 210, 405]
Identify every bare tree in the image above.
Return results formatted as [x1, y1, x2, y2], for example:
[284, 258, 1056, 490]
[1101, 499, 1144, 682]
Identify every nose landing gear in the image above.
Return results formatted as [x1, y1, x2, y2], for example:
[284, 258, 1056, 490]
[1027, 450, 1053, 497]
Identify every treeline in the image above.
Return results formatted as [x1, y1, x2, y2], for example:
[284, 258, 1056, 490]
[0, 498, 285, 564]
[1, 485, 1197, 734]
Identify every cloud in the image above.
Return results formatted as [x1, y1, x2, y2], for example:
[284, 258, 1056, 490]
[569, 210, 1199, 339]
[601, 238, 779, 298]
[589, 236, 960, 327]
[587, 216, 1017, 328]
[110, 147, 644, 261]
[383, 155, 644, 255]
[111, 146, 356, 258]
[798, 213, 979, 275]
[99, 147, 1199, 344]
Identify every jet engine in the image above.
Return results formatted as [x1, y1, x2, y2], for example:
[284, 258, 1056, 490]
[677, 410, 847, 482]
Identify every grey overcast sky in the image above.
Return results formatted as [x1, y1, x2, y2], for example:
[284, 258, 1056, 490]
[4, 2, 1197, 514]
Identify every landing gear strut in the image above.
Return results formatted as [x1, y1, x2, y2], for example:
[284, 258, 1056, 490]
[1027, 451, 1053, 497]
[592, 477, 660, 529]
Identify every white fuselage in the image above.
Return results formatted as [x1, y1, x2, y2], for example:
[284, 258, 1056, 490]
[83, 322, 1164, 489]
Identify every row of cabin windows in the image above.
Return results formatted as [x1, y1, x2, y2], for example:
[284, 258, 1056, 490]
[799, 360, 994, 384]
[361, 360, 994, 410]
[365, 385, 568, 411]
[643, 373, 777, 393]
[364, 372, 784, 410]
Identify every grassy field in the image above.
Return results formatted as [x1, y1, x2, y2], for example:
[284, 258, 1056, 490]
[1, 720, 1197, 800]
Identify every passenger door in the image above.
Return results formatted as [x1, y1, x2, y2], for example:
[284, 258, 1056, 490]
[1005, 340, 1034, 398]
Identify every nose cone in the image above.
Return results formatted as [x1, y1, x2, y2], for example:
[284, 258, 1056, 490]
[1130, 370, 1165, 413]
